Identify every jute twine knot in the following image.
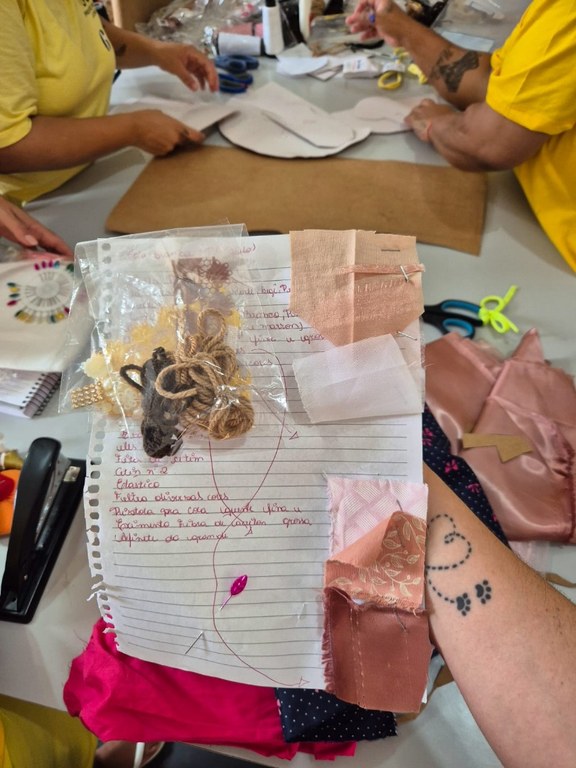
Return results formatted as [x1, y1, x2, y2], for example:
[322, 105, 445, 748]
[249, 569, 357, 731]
[155, 308, 255, 440]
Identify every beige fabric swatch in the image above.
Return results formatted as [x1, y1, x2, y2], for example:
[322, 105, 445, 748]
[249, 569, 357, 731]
[290, 229, 423, 345]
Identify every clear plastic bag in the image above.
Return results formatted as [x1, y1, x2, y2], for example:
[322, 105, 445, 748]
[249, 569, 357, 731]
[60, 225, 288, 458]
[136, 0, 256, 47]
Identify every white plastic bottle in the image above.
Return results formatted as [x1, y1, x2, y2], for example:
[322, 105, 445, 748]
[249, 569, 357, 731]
[298, 0, 312, 41]
[262, 0, 284, 56]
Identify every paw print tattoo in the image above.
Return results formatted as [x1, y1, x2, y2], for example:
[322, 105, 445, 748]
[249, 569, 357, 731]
[455, 593, 471, 616]
[475, 580, 492, 604]
[426, 514, 493, 617]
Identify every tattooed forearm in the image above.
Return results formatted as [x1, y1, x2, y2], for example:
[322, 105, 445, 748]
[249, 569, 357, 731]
[114, 43, 127, 58]
[425, 513, 493, 616]
[429, 48, 480, 93]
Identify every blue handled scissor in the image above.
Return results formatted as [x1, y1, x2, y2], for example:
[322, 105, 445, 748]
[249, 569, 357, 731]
[423, 299, 483, 338]
[215, 55, 259, 94]
[214, 54, 259, 74]
[217, 70, 254, 93]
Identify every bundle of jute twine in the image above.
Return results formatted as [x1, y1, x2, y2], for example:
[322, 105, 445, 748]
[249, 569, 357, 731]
[154, 307, 255, 441]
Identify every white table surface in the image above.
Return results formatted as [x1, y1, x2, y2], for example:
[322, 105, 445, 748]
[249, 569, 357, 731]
[1, 57, 575, 768]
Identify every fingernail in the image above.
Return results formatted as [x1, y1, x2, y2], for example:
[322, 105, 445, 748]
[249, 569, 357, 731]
[24, 234, 38, 246]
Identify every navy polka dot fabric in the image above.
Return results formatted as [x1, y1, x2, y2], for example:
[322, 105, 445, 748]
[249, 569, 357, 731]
[422, 405, 508, 545]
[275, 689, 397, 743]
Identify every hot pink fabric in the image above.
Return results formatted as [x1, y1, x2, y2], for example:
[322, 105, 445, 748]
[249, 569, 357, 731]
[64, 619, 356, 761]
[425, 330, 576, 542]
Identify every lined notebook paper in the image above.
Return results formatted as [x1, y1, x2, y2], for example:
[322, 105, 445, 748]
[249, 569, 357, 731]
[84, 234, 423, 688]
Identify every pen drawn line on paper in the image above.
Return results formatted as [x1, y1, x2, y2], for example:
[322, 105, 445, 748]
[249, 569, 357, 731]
[202, 348, 310, 686]
[124, 624, 322, 646]
[124, 639, 322, 672]
[121, 615, 323, 629]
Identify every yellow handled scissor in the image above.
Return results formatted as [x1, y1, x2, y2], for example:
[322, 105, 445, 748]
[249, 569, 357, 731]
[377, 48, 427, 90]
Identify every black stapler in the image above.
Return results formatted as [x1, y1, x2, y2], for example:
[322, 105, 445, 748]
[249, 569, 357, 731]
[0, 437, 85, 623]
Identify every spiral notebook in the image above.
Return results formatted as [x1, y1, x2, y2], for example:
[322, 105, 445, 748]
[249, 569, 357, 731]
[0, 368, 60, 418]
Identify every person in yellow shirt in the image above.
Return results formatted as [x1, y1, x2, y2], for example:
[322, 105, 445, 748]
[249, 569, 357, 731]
[0, 693, 163, 768]
[0, 196, 73, 257]
[0, 0, 218, 204]
[346, 0, 576, 273]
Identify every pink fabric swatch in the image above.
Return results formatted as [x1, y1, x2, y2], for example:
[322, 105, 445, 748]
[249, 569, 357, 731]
[290, 230, 424, 346]
[322, 479, 432, 713]
[425, 329, 576, 542]
[327, 477, 428, 553]
[64, 619, 356, 761]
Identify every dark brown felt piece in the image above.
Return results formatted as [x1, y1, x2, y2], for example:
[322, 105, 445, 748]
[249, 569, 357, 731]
[106, 145, 487, 255]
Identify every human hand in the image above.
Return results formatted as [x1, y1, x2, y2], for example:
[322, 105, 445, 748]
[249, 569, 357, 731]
[132, 110, 206, 155]
[154, 42, 219, 92]
[405, 99, 455, 142]
[346, 0, 403, 47]
[0, 197, 73, 258]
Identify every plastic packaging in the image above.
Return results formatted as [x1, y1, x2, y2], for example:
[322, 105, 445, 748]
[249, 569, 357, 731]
[262, 0, 285, 55]
[60, 226, 289, 459]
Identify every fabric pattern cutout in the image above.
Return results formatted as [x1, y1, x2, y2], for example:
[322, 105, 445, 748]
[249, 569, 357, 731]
[422, 405, 508, 545]
[275, 688, 396, 743]
[322, 478, 432, 713]
[290, 230, 424, 346]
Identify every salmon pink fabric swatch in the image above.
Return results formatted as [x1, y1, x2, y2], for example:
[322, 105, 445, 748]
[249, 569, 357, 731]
[290, 230, 424, 346]
[322, 478, 432, 713]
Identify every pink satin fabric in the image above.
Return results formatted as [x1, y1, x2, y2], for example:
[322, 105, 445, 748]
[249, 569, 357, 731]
[425, 330, 576, 542]
[64, 619, 356, 761]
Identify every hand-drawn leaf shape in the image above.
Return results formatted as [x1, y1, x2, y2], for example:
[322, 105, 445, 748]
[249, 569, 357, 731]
[382, 538, 401, 549]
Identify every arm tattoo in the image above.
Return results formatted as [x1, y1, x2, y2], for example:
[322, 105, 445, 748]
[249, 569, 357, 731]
[115, 43, 127, 58]
[425, 513, 493, 616]
[429, 48, 480, 93]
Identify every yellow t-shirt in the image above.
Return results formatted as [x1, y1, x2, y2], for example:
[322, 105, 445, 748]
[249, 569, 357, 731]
[0, 694, 96, 768]
[0, 0, 116, 203]
[487, 0, 576, 272]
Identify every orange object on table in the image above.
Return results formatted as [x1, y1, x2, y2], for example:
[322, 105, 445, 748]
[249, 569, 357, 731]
[0, 469, 20, 535]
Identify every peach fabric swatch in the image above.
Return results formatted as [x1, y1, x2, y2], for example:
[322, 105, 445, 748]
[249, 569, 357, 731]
[425, 330, 576, 542]
[290, 230, 424, 346]
[322, 478, 432, 713]
[326, 511, 427, 612]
